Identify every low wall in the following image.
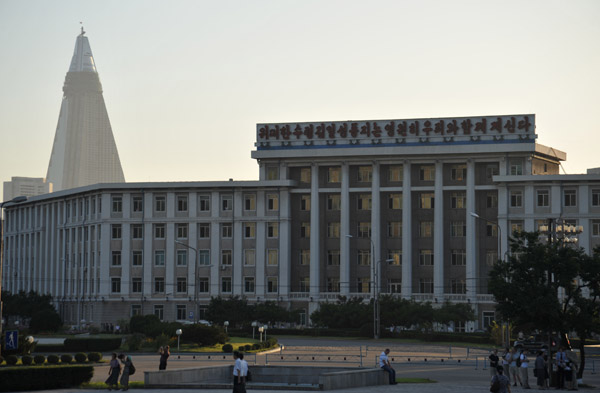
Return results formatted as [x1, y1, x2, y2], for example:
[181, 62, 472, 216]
[145, 365, 232, 386]
[320, 367, 388, 390]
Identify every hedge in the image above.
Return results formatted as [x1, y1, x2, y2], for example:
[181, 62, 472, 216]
[33, 355, 45, 365]
[0, 365, 93, 392]
[33, 344, 64, 353]
[47, 354, 59, 364]
[64, 337, 121, 352]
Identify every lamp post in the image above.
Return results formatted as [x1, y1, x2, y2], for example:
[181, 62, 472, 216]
[263, 325, 268, 342]
[176, 328, 182, 352]
[0, 196, 27, 356]
[224, 320, 229, 333]
[175, 241, 199, 323]
[374, 258, 395, 339]
[251, 321, 258, 340]
[258, 326, 264, 342]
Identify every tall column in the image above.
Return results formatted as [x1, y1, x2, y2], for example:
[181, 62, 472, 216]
[255, 191, 266, 298]
[371, 162, 381, 296]
[233, 190, 243, 296]
[524, 185, 535, 232]
[309, 164, 320, 301]
[466, 160, 477, 301]
[401, 162, 412, 299]
[340, 163, 350, 295]
[279, 189, 291, 297]
[210, 191, 220, 295]
[433, 161, 444, 299]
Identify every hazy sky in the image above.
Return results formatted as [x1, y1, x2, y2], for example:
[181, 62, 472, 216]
[1, 0, 599, 193]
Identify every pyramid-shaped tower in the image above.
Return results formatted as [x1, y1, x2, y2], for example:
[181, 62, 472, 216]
[46, 29, 125, 191]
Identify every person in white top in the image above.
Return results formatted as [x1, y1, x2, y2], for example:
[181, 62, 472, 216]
[232, 351, 243, 393]
[379, 349, 397, 385]
[239, 352, 248, 393]
[519, 350, 531, 389]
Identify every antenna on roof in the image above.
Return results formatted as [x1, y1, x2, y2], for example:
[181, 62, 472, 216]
[80, 21, 85, 36]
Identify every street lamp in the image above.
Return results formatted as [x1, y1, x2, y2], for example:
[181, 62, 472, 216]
[374, 258, 395, 339]
[224, 320, 229, 333]
[251, 321, 258, 340]
[263, 325, 268, 342]
[176, 328, 182, 352]
[258, 325, 264, 342]
[0, 195, 27, 356]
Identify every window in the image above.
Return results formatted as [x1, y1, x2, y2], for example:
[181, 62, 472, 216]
[267, 222, 279, 238]
[486, 223, 498, 237]
[451, 250, 466, 266]
[198, 277, 209, 293]
[300, 168, 311, 183]
[177, 249, 187, 266]
[592, 189, 600, 206]
[132, 196, 143, 212]
[221, 195, 232, 211]
[112, 195, 122, 213]
[244, 194, 256, 211]
[267, 276, 278, 293]
[537, 189, 549, 207]
[327, 277, 340, 292]
[300, 250, 310, 265]
[299, 277, 310, 292]
[154, 224, 165, 239]
[357, 277, 370, 293]
[198, 223, 210, 238]
[154, 277, 165, 293]
[510, 221, 523, 234]
[177, 195, 188, 212]
[267, 249, 278, 265]
[244, 277, 255, 293]
[177, 305, 187, 320]
[221, 223, 232, 238]
[198, 195, 210, 211]
[419, 278, 433, 293]
[154, 250, 165, 266]
[483, 311, 495, 329]
[419, 250, 434, 266]
[388, 250, 401, 266]
[357, 166, 372, 182]
[328, 167, 341, 183]
[419, 165, 435, 181]
[300, 195, 311, 211]
[132, 250, 143, 266]
[132, 224, 143, 239]
[327, 250, 340, 265]
[564, 189, 577, 207]
[221, 250, 232, 266]
[327, 194, 341, 210]
[131, 304, 142, 316]
[487, 193, 498, 208]
[300, 222, 310, 238]
[451, 221, 466, 237]
[388, 221, 402, 238]
[243, 222, 256, 238]
[221, 277, 232, 293]
[111, 224, 122, 239]
[486, 164, 499, 179]
[111, 277, 121, 293]
[244, 249, 255, 266]
[451, 192, 466, 209]
[327, 222, 340, 238]
[199, 250, 210, 265]
[177, 277, 187, 293]
[419, 221, 433, 238]
[154, 305, 164, 320]
[486, 251, 498, 266]
[155, 196, 166, 212]
[358, 250, 371, 266]
[358, 222, 371, 238]
[111, 251, 121, 266]
[176, 223, 188, 239]
[450, 165, 466, 181]
[357, 194, 371, 210]
[419, 193, 434, 209]
[451, 279, 466, 294]
[388, 194, 402, 210]
[388, 279, 402, 293]
[388, 165, 403, 182]
[510, 160, 523, 175]
[510, 190, 523, 207]
[267, 194, 279, 211]
[266, 166, 279, 180]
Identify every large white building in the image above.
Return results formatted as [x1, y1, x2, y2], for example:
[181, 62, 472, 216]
[3, 177, 52, 202]
[2, 114, 599, 330]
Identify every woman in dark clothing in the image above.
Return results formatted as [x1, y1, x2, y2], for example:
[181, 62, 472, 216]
[535, 351, 546, 389]
[159, 345, 170, 370]
[105, 352, 120, 390]
[491, 366, 512, 393]
[118, 353, 132, 391]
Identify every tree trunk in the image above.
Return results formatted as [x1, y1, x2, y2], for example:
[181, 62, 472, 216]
[577, 338, 586, 379]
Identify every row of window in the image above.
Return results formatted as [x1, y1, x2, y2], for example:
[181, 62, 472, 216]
[111, 248, 280, 267]
[110, 222, 281, 240]
[110, 276, 279, 294]
[509, 188, 600, 208]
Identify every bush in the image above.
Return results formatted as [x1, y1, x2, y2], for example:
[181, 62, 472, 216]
[181, 324, 228, 347]
[34, 355, 46, 365]
[29, 309, 62, 333]
[0, 365, 93, 391]
[60, 354, 72, 364]
[222, 344, 233, 353]
[74, 353, 87, 363]
[125, 333, 145, 351]
[6, 355, 18, 366]
[47, 354, 59, 364]
[87, 352, 102, 362]
[155, 333, 170, 349]
[64, 337, 121, 352]
[244, 344, 252, 351]
[21, 355, 33, 365]
[252, 343, 260, 350]
[238, 346, 245, 352]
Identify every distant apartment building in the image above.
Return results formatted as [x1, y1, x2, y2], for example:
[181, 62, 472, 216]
[2, 114, 599, 331]
[3, 177, 52, 202]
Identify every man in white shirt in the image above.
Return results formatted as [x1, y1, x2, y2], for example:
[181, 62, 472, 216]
[232, 351, 243, 393]
[239, 352, 248, 393]
[379, 348, 397, 385]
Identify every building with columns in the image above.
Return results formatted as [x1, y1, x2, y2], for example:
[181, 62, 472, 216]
[2, 114, 599, 330]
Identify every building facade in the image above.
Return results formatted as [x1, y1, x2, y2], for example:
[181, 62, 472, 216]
[3, 177, 52, 202]
[3, 114, 600, 330]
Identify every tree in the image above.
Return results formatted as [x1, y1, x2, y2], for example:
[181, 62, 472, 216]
[310, 297, 370, 329]
[1, 290, 62, 331]
[488, 231, 600, 381]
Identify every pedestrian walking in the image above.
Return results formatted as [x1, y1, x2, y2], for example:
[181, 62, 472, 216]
[509, 347, 522, 387]
[379, 348, 397, 385]
[534, 351, 547, 390]
[232, 351, 243, 393]
[105, 352, 120, 391]
[159, 345, 170, 370]
[502, 348, 511, 383]
[490, 366, 512, 393]
[489, 348, 500, 378]
[519, 350, 531, 389]
[239, 352, 248, 393]
[118, 353, 132, 391]
[556, 347, 567, 389]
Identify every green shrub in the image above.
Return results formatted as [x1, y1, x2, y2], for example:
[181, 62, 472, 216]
[60, 354, 72, 364]
[125, 333, 145, 351]
[155, 333, 170, 349]
[34, 355, 46, 365]
[222, 344, 233, 353]
[238, 345, 245, 352]
[64, 337, 121, 352]
[6, 355, 18, 366]
[33, 344, 64, 353]
[21, 355, 33, 365]
[244, 344, 251, 351]
[47, 354, 59, 364]
[74, 352, 87, 363]
[0, 355, 4, 365]
[252, 343, 260, 350]
[87, 352, 102, 362]
[181, 324, 228, 346]
[0, 365, 93, 391]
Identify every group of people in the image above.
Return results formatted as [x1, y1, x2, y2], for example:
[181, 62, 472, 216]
[105, 353, 133, 391]
[489, 347, 578, 391]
